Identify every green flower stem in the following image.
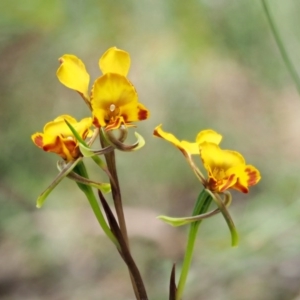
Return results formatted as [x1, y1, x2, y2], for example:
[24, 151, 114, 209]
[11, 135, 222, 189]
[261, 0, 300, 95]
[176, 189, 212, 300]
[206, 190, 239, 247]
[73, 161, 119, 248]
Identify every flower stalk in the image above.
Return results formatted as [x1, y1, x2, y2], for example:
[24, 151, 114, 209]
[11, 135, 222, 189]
[205, 189, 239, 247]
[99, 129, 148, 299]
[98, 191, 148, 300]
[176, 189, 213, 300]
[99, 129, 129, 245]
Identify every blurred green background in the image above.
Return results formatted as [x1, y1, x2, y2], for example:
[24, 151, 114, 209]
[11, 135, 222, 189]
[1, 0, 300, 299]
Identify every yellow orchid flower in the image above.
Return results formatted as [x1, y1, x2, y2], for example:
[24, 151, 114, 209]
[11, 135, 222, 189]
[57, 47, 149, 131]
[200, 142, 261, 193]
[153, 125, 223, 184]
[153, 124, 222, 156]
[91, 73, 149, 130]
[31, 115, 93, 161]
[154, 125, 261, 193]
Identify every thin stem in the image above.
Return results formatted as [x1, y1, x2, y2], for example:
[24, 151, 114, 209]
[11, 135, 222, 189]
[176, 189, 212, 300]
[98, 191, 148, 300]
[261, 0, 300, 95]
[99, 130, 142, 299]
[205, 190, 239, 247]
[100, 130, 129, 246]
[73, 161, 119, 248]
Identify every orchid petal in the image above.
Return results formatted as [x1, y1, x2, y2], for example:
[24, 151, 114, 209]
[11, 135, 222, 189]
[99, 47, 131, 76]
[56, 55, 90, 99]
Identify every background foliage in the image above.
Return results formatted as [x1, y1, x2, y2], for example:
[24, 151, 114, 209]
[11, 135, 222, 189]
[1, 1, 300, 299]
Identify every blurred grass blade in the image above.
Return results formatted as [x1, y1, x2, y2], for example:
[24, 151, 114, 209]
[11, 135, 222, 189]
[261, 0, 300, 95]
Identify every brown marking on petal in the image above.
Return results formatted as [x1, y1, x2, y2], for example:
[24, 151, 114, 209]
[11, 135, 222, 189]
[61, 139, 77, 160]
[138, 108, 149, 120]
[153, 128, 162, 138]
[82, 129, 88, 140]
[105, 118, 123, 131]
[219, 174, 235, 192]
[206, 177, 219, 192]
[245, 167, 260, 186]
[58, 58, 64, 64]
[82, 128, 91, 140]
[65, 142, 80, 159]
[64, 139, 77, 151]
[42, 136, 60, 152]
[178, 148, 189, 158]
[122, 113, 128, 122]
[34, 135, 44, 148]
[93, 117, 101, 128]
[42, 136, 67, 160]
[233, 181, 249, 193]
[105, 124, 116, 132]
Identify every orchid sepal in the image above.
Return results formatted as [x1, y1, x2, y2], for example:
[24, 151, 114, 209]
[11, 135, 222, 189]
[157, 191, 232, 227]
[57, 161, 111, 193]
[36, 157, 81, 208]
[157, 209, 221, 227]
[103, 128, 146, 151]
[131, 132, 146, 151]
[79, 143, 114, 157]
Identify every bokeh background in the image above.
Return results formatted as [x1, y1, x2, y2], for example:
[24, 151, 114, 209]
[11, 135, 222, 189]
[1, 0, 300, 299]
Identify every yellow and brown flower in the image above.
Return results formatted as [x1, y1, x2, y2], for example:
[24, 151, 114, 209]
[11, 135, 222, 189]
[57, 47, 149, 131]
[200, 142, 261, 193]
[31, 115, 92, 161]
